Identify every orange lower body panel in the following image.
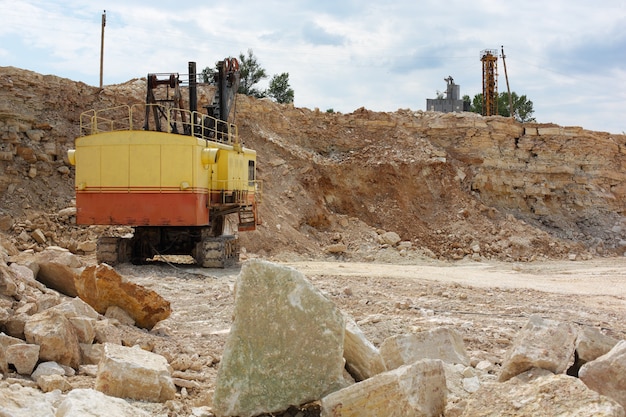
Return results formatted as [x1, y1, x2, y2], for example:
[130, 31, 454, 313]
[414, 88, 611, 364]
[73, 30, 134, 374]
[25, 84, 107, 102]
[76, 192, 209, 226]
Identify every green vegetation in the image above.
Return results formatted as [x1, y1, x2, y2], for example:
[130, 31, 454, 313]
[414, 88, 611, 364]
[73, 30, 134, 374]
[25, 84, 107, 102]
[463, 92, 536, 122]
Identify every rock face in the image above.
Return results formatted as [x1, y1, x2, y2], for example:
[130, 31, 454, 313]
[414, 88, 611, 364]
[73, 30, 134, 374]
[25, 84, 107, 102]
[320, 359, 447, 417]
[2, 66, 625, 264]
[462, 371, 625, 417]
[95, 343, 176, 402]
[580, 340, 626, 409]
[499, 315, 576, 381]
[380, 327, 470, 370]
[213, 260, 346, 417]
[75, 263, 171, 329]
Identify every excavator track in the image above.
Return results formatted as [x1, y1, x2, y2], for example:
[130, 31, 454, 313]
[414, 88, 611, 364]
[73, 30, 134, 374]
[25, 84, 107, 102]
[96, 236, 132, 265]
[192, 234, 239, 268]
[96, 232, 239, 268]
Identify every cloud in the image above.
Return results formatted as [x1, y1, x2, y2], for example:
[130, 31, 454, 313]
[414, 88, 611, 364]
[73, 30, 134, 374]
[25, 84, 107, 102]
[301, 21, 345, 46]
[0, 0, 624, 133]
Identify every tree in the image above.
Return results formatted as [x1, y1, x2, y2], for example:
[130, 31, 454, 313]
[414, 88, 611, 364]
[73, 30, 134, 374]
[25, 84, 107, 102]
[499, 92, 535, 122]
[202, 50, 296, 101]
[238, 49, 267, 98]
[466, 92, 535, 123]
[267, 73, 294, 104]
[201, 65, 216, 83]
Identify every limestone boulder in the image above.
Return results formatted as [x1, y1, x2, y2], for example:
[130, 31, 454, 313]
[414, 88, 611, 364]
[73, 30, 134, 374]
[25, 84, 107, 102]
[442, 362, 482, 410]
[9, 262, 47, 292]
[6, 343, 40, 374]
[33, 247, 83, 297]
[0, 383, 59, 416]
[0, 263, 18, 297]
[32, 361, 67, 380]
[57, 388, 151, 417]
[580, 340, 626, 409]
[75, 264, 170, 329]
[37, 374, 72, 393]
[576, 325, 619, 363]
[67, 316, 96, 344]
[344, 315, 385, 381]
[380, 327, 470, 371]
[105, 305, 135, 326]
[50, 297, 99, 320]
[49, 298, 99, 344]
[461, 371, 625, 416]
[0, 332, 24, 348]
[0, 369, 149, 416]
[380, 231, 401, 246]
[95, 343, 176, 402]
[94, 319, 122, 344]
[23, 309, 81, 369]
[320, 359, 447, 417]
[4, 312, 29, 339]
[498, 315, 576, 381]
[213, 260, 346, 417]
[80, 342, 104, 365]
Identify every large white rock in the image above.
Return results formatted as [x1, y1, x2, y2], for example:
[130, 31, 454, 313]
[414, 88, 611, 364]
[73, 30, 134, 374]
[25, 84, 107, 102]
[31, 361, 67, 380]
[95, 343, 176, 402]
[24, 309, 81, 369]
[498, 315, 576, 381]
[320, 359, 447, 417]
[33, 247, 82, 297]
[50, 297, 99, 320]
[461, 371, 624, 416]
[37, 374, 72, 393]
[213, 260, 346, 417]
[576, 325, 619, 363]
[56, 388, 150, 417]
[580, 340, 626, 409]
[0, 382, 60, 416]
[343, 315, 385, 381]
[380, 327, 470, 370]
[41, 298, 99, 345]
[67, 316, 96, 344]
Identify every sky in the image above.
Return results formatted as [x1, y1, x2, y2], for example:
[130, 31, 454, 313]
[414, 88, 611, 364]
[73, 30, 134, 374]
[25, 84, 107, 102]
[0, 0, 625, 134]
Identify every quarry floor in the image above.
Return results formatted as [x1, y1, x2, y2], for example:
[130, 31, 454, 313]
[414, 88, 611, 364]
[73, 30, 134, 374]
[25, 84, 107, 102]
[107, 256, 626, 415]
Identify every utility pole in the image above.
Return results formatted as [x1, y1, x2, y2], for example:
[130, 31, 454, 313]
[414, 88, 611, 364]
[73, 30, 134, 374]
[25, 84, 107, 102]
[99, 10, 106, 88]
[501, 45, 513, 118]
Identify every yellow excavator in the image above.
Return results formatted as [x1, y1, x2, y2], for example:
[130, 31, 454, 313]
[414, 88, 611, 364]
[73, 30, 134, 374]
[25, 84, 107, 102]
[67, 59, 260, 267]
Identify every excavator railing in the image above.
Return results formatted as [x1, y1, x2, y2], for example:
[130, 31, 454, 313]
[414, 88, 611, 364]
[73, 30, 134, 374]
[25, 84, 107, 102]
[211, 179, 263, 205]
[79, 104, 239, 145]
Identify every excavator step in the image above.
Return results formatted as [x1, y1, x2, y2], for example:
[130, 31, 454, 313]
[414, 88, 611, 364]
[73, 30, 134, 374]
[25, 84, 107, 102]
[238, 208, 257, 232]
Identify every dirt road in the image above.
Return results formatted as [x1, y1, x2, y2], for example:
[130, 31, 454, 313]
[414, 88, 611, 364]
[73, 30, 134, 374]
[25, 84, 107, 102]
[283, 257, 626, 296]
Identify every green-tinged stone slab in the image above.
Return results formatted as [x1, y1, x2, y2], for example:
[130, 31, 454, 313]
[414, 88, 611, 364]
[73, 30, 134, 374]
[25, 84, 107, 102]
[213, 260, 346, 417]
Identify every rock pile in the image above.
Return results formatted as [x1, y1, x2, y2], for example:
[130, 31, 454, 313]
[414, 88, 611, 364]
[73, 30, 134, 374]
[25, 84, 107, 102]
[0, 245, 174, 416]
[2, 248, 626, 416]
[211, 261, 626, 417]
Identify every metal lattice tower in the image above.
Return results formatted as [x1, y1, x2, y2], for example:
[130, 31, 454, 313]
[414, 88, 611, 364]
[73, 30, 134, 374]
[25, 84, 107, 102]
[480, 49, 499, 116]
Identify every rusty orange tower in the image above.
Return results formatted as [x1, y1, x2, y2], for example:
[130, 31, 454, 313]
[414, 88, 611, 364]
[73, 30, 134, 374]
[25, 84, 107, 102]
[480, 49, 499, 116]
